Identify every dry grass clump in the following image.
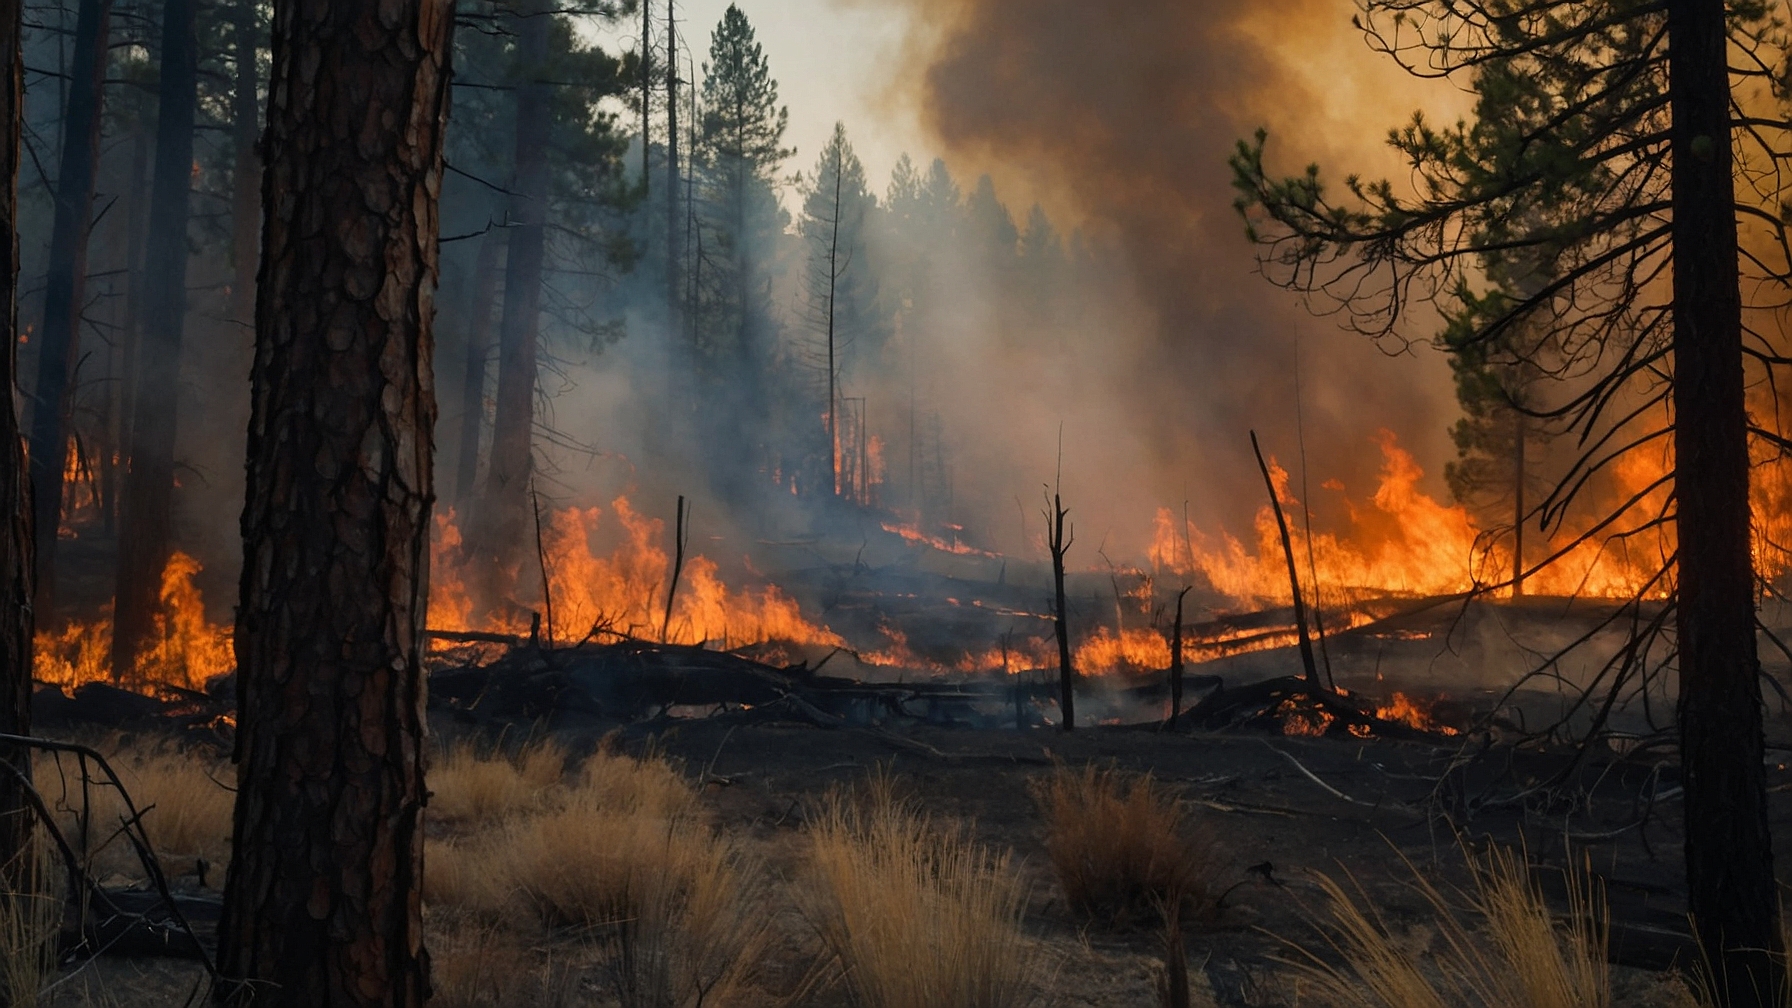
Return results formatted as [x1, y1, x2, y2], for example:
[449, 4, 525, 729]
[803, 774, 1039, 1008]
[425, 739, 763, 1007]
[1032, 761, 1219, 925]
[1289, 844, 1608, 1008]
[427, 915, 584, 1008]
[0, 834, 62, 1008]
[33, 739, 233, 880]
[430, 736, 566, 823]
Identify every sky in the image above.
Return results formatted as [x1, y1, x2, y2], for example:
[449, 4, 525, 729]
[594, 0, 934, 199]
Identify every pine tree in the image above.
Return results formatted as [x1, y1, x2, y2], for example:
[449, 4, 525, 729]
[798, 122, 878, 497]
[217, 0, 452, 1003]
[693, 3, 791, 504]
[1232, 0, 1791, 998]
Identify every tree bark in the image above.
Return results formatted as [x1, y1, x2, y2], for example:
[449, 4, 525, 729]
[110, 0, 197, 685]
[26, 0, 110, 622]
[228, 0, 260, 329]
[216, 1, 452, 1004]
[1668, 0, 1783, 1003]
[479, 2, 548, 574]
[452, 225, 502, 504]
[0, 0, 36, 958]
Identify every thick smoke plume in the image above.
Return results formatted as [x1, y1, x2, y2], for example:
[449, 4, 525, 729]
[878, 0, 1475, 553]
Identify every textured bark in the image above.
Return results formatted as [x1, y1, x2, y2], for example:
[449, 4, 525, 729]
[452, 225, 502, 504]
[110, 0, 197, 684]
[228, 0, 260, 328]
[26, 0, 109, 620]
[216, 1, 452, 1004]
[0, 0, 36, 929]
[479, 3, 548, 571]
[1668, 0, 1783, 1003]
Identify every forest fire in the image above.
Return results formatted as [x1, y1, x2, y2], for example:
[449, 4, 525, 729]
[1152, 430, 1684, 606]
[33, 551, 232, 693]
[430, 498, 845, 651]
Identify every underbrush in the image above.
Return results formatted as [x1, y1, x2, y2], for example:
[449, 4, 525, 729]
[1032, 761, 1220, 926]
[32, 738, 233, 881]
[803, 773, 1039, 1008]
[425, 735, 763, 1008]
[1287, 845, 1609, 1008]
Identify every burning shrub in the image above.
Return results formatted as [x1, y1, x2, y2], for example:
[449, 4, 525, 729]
[1032, 762, 1220, 926]
[1287, 845, 1608, 1008]
[802, 774, 1039, 1008]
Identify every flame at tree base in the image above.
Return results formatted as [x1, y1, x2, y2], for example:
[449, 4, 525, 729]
[35, 551, 234, 694]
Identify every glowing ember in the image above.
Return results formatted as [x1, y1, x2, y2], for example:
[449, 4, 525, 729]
[1374, 691, 1461, 736]
[879, 520, 1002, 559]
[1277, 700, 1335, 737]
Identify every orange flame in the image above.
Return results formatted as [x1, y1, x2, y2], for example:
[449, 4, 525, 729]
[429, 498, 844, 650]
[1154, 430, 1675, 606]
[34, 551, 233, 693]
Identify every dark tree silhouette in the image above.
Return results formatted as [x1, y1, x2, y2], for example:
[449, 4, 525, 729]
[1232, 0, 1792, 1000]
[216, 0, 453, 1003]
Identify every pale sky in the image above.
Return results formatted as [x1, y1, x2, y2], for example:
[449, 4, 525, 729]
[591, 0, 934, 201]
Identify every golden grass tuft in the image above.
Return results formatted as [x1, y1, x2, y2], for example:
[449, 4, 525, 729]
[429, 736, 567, 823]
[33, 739, 234, 881]
[1032, 761, 1220, 925]
[803, 773, 1039, 1008]
[1288, 844, 1608, 1008]
[426, 915, 583, 1008]
[424, 738, 762, 1007]
[0, 833, 61, 1008]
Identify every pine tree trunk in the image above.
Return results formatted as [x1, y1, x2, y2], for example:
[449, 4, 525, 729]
[0, 0, 36, 932]
[479, 3, 548, 573]
[452, 225, 502, 504]
[228, 0, 259, 328]
[110, 0, 196, 685]
[215, 0, 452, 1003]
[1668, 0, 1783, 1003]
[26, 0, 110, 621]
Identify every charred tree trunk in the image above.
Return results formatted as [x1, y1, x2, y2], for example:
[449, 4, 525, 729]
[1167, 586, 1188, 729]
[1668, 0, 1783, 1002]
[479, 3, 549, 577]
[215, 0, 452, 1004]
[1252, 431, 1321, 691]
[665, 0, 680, 336]
[228, 0, 260, 329]
[1513, 410, 1525, 597]
[1047, 491, 1074, 731]
[110, 0, 197, 685]
[0, 0, 35, 927]
[452, 225, 502, 504]
[27, 0, 110, 621]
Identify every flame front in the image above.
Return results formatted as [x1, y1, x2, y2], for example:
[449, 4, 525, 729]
[430, 497, 844, 650]
[35, 551, 233, 693]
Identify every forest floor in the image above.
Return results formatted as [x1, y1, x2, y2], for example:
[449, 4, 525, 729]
[38, 706, 1792, 1007]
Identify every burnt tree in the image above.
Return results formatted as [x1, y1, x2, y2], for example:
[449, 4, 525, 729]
[111, 0, 198, 684]
[27, 0, 110, 619]
[452, 225, 502, 504]
[479, 0, 549, 577]
[1046, 487, 1074, 731]
[216, 0, 453, 1004]
[229, 0, 261, 328]
[0, 0, 33, 926]
[1232, 0, 1791, 998]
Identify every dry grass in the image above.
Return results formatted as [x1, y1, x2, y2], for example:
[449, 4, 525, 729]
[32, 739, 233, 881]
[0, 835, 61, 1008]
[1031, 761, 1220, 925]
[427, 915, 584, 1008]
[429, 736, 566, 823]
[1287, 844, 1608, 1008]
[803, 773, 1040, 1008]
[424, 738, 763, 1007]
